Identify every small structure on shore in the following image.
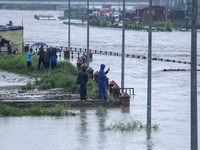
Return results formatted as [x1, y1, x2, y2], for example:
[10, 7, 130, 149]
[0, 22, 23, 54]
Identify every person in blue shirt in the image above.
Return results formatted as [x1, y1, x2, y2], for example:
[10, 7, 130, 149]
[27, 48, 35, 73]
[50, 52, 57, 70]
[98, 64, 110, 100]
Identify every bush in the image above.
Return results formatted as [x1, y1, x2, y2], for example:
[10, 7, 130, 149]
[107, 24, 114, 27]
[0, 103, 76, 116]
[152, 21, 166, 27]
[90, 18, 100, 26]
[171, 22, 185, 28]
[165, 20, 172, 31]
[114, 23, 119, 27]
[21, 83, 35, 90]
[59, 12, 79, 20]
[100, 20, 109, 27]
[87, 79, 99, 99]
[156, 27, 165, 32]
[0, 53, 39, 76]
[0, 53, 99, 99]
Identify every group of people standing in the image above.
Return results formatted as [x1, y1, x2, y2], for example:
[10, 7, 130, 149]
[78, 63, 110, 101]
[26, 46, 57, 73]
[27, 47, 110, 101]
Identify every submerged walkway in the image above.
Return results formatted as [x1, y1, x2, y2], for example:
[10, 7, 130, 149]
[2, 99, 121, 108]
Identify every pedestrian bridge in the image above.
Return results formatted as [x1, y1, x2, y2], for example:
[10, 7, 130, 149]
[0, 0, 149, 7]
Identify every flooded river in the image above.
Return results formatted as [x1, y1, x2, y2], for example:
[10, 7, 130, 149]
[0, 10, 200, 150]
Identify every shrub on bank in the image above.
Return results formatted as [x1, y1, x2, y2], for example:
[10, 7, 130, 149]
[156, 27, 165, 32]
[0, 53, 99, 99]
[165, 20, 172, 31]
[152, 21, 166, 27]
[58, 12, 78, 20]
[0, 103, 76, 116]
[0, 53, 39, 76]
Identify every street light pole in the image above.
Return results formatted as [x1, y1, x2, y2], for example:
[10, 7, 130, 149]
[121, 0, 125, 92]
[165, 0, 168, 23]
[68, 0, 70, 51]
[191, 0, 198, 149]
[147, 0, 152, 127]
[86, 0, 89, 67]
[137, 0, 139, 21]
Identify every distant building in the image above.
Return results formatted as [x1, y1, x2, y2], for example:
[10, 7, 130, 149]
[129, 5, 167, 22]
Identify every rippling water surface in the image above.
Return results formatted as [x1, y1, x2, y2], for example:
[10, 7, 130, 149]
[0, 10, 200, 150]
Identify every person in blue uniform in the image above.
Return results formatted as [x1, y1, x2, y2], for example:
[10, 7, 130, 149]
[98, 64, 110, 100]
[78, 66, 88, 101]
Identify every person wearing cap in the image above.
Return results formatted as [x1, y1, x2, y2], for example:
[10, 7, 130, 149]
[27, 48, 35, 73]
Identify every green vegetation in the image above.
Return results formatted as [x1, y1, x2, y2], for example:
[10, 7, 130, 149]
[0, 53, 40, 78]
[156, 27, 165, 32]
[165, 20, 172, 31]
[21, 83, 35, 90]
[152, 21, 166, 27]
[0, 103, 77, 116]
[0, 53, 99, 99]
[58, 12, 78, 20]
[106, 119, 159, 132]
[95, 106, 107, 115]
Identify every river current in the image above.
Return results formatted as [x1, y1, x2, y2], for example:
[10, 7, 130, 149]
[0, 9, 200, 150]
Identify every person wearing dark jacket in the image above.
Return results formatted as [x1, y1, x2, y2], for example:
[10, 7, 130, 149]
[44, 49, 51, 72]
[78, 66, 88, 100]
[37, 46, 45, 70]
[98, 64, 109, 100]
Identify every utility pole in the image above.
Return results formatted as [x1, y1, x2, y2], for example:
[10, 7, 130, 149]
[147, 0, 152, 127]
[137, 0, 139, 21]
[68, 0, 70, 51]
[165, 0, 168, 23]
[121, 0, 125, 92]
[86, 0, 89, 67]
[185, 0, 187, 18]
[198, 0, 199, 22]
[191, 0, 198, 149]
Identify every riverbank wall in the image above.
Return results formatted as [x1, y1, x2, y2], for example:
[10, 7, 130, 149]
[1, 99, 121, 108]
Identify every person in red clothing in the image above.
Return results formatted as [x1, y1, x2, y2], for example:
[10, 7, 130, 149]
[186, 20, 188, 30]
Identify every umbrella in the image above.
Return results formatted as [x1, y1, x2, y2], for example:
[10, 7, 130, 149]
[48, 46, 61, 53]
[32, 42, 47, 46]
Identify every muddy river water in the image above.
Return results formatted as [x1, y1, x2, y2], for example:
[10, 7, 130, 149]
[0, 10, 200, 150]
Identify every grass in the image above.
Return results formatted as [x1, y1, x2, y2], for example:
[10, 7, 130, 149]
[106, 119, 159, 132]
[18, 90, 28, 93]
[95, 106, 107, 115]
[0, 103, 77, 116]
[0, 53, 99, 99]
